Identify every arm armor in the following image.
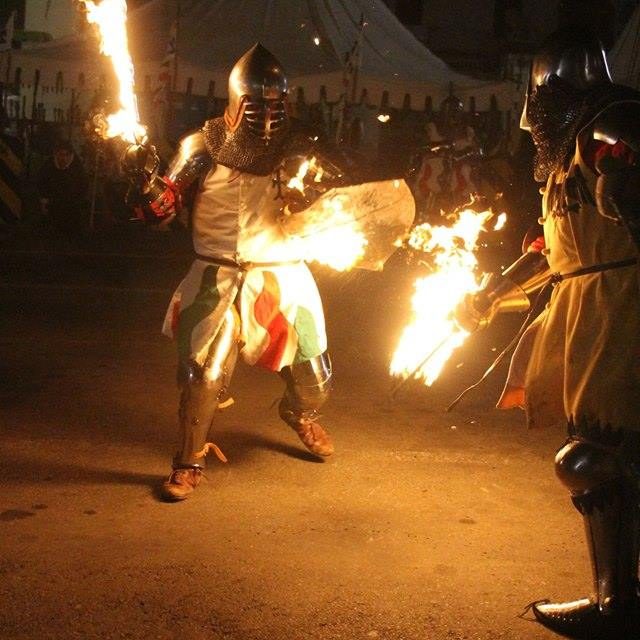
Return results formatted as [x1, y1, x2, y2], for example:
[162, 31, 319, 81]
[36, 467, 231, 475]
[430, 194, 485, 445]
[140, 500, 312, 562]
[593, 102, 640, 153]
[165, 129, 212, 192]
[593, 103, 640, 248]
[124, 130, 211, 223]
[455, 250, 551, 332]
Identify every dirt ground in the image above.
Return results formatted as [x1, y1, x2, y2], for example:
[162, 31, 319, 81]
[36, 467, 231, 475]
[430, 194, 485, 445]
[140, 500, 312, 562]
[0, 228, 584, 640]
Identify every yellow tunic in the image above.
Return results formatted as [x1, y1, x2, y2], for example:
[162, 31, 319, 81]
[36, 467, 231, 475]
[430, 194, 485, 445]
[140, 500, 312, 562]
[522, 120, 640, 430]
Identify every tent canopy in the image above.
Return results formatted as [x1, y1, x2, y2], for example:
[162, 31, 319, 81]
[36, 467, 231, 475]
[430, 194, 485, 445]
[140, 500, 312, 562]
[128, 0, 479, 86]
[2, 0, 515, 110]
[609, 4, 640, 90]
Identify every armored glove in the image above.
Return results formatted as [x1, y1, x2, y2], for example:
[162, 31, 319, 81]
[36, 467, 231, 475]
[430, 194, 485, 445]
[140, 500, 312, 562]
[121, 143, 177, 224]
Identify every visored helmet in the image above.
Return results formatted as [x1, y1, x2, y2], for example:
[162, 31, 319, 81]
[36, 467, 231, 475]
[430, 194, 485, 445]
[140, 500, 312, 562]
[224, 43, 288, 141]
[520, 28, 612, 130]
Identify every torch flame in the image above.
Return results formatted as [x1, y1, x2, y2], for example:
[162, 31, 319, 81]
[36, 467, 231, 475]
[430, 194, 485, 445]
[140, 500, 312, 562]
[287, 159, 311, 193]
[283, 194, 368, 271]
[83, 0, 146, 143]
[390, 209, 495, 386]
[494, 212, 507, 231]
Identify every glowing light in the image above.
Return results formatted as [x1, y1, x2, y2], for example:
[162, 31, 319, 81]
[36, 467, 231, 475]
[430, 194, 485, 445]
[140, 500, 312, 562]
[494, 212, 507, 231]
[313, 36, 321, 45]
[287, 159, 310, 193]
[288, 194, 368, 271]
[83, 0, 146, 143]
[287, 156, 324, 193]
[390, 209, 493, 386]
[377, 113, 391, 123]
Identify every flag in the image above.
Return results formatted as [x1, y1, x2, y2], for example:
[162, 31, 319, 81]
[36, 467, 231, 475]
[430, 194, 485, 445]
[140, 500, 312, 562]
[152, 17, 177, 107]
[335, 14, 365, 143]
[0, 11, 16, 52]
[342, 13, 365, 104]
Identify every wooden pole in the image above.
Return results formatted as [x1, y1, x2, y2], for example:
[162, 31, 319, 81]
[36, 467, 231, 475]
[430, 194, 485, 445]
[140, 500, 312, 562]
[31, 69, 40, 121]
[172, 0, 180, 92]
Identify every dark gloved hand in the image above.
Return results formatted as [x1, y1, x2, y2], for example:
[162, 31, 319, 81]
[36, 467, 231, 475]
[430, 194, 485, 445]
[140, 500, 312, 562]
[121, 143, 160, 185]
[595, 164, 640, 248]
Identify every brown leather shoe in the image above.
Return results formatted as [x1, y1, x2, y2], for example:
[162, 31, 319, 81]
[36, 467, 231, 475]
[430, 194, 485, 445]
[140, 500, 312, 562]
[160, 467, 203, 501]
[289, 418, 334, 457]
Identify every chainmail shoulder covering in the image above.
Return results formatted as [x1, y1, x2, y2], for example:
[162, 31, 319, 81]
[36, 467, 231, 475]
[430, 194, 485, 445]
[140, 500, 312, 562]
[202, 116, 290, 176]
[203, 116, 367, 181]
[530, 82, 640, 182]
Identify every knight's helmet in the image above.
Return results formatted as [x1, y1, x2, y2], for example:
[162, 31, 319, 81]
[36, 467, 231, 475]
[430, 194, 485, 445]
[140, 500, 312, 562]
[224, 43, 288, 141]
[520, 29, 612, 130]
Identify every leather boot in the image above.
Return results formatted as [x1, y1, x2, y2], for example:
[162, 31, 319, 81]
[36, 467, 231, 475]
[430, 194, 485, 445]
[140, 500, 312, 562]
[279, 397, 334, 457]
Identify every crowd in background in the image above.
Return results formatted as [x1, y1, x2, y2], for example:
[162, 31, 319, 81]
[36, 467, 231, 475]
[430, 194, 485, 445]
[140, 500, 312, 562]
[0, 92, 539, 249]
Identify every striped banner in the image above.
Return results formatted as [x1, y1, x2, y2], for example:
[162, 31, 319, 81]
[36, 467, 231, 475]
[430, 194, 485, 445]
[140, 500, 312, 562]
[0, 134, 23, 224]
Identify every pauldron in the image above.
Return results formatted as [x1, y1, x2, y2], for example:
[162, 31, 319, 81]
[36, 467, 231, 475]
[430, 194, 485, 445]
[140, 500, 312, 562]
[592, 101, 640, 248]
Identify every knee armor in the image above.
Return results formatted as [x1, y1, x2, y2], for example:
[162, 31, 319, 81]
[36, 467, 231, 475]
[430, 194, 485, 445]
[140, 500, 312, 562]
[555, 438, 626, 513]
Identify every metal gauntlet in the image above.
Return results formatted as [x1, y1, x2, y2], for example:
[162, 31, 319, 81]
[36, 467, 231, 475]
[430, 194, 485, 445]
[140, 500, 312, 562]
[122, 131, 210, 225]
[121, 143, 177, 223]
[455, 250, 551, 332]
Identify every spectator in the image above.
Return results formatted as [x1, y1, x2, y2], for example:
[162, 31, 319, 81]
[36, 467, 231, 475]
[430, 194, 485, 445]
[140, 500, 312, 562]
[37, 138, 88, 239]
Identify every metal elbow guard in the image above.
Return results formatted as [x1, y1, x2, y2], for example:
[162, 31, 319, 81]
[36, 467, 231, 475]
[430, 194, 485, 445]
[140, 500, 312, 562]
[166, 130, 211, 191]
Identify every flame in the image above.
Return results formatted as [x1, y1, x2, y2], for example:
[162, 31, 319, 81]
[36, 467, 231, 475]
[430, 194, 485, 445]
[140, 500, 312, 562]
[288, 194, 368, 271]
[286, 157, 322, 193]
[390, 209, 493, 386]
[83, 0, 146, 143]
[287, 159, 311, 193]
[494, 212, 507, 231]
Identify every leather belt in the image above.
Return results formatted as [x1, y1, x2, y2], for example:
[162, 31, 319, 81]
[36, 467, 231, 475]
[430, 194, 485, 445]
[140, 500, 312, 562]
[194, 253, 301, 270]
[552, 257, 638, 283]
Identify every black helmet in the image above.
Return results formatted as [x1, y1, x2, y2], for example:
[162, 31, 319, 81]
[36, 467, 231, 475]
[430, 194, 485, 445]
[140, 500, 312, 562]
[520, 28, 611, 130]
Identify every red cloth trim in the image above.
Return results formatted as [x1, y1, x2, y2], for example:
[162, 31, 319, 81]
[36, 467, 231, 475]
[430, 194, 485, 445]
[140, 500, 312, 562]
[527, 236, 546, 253]
[252, 271, 291, 370]
[417, 160, 433, 197]
[149, 177, 177, 218]
[583, 139, 636, 173]
[522, 224, 546, 254]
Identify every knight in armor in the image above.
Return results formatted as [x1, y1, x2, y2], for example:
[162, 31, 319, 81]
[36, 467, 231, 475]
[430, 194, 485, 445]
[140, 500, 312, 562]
[124, 44, 355, 501]
[456, 27, 640, 639]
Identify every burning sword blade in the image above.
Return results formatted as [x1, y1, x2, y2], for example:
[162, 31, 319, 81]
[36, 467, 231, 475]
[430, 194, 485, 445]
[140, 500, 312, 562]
[388, 335, 451, 399]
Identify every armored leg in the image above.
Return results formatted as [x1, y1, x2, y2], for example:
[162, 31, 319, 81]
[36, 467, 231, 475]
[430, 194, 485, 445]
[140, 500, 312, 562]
[532, 431, 640, 638]
[278, 352, 334, 457]
[162, 310, 239, 501]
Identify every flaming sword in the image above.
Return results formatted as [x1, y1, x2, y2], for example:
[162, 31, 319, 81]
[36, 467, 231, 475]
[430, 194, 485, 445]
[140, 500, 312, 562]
[82, 0, 147, 144]
[389, 205, 507, 391]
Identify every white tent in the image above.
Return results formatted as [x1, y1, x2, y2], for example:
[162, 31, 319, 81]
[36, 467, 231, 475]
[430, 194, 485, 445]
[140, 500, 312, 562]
[1, 0, 517, 121]
[609, 4, 640, 90]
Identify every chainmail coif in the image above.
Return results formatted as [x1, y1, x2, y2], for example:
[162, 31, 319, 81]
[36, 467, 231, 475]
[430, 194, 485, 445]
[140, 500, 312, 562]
[528, 77, 639, 184]
[202, 117, 290, 176]
[528, 76, 592, 183]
